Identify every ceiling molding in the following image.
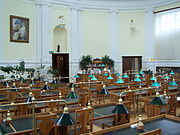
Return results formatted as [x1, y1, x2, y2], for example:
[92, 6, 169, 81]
[20, 0, 179, 10]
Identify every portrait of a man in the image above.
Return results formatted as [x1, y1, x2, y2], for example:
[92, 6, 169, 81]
[10, 15, 29, 43]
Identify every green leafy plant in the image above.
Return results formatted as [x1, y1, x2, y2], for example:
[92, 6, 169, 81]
[101, 55, 114, 68]
[47, 68, 59, 76]
[0, 66, 14, 74]
[79, 55, 92, 70]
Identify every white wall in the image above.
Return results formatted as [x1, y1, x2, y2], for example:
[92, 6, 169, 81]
[1, 0, 36, 62]
[1, 0, 180, 76]
[81, 10, 110, 58]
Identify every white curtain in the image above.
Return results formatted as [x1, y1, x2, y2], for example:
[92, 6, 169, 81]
[154, 8, 180, 60]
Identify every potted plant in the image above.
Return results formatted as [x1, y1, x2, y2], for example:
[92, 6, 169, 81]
[79, 55, 92, 70]
[101, 55, 114, 69]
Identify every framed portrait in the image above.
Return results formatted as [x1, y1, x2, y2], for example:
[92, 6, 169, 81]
[10, 15, 29, 43]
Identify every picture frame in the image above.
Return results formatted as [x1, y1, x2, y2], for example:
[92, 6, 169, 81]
[10, 15, 29, 43]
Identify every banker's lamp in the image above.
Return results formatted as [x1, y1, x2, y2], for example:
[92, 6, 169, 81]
[68, 85, 78, 99]
[169, 78, 178, 86]
[150, 90, 166, 105]
[99, 84, 109, 95]
[56, 106, 75, 125]
[115, 77, 124, 83]
[112, 92, 129, 114]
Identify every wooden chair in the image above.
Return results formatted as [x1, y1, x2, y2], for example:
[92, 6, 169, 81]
[78, 93, 89, 107]
[124, 91, 137, 119]
[75, 108, 94, 135]
[35, 113, 57, 135]
[140, 128, 161, 135]
[166, 93, 178, 116]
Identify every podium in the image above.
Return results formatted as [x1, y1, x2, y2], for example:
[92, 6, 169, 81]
[52, 53, 69, 83]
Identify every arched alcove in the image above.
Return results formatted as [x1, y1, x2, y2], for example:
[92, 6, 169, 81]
[53, 26, 67, 52]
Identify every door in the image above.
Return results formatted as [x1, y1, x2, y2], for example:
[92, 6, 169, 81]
[52, 53, 69, 83]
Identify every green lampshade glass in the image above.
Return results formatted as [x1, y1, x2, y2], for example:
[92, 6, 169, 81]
[42, 84, 51, 90]
[74, 74, 80, 78]
[169, 81, 178, 86]
[56, 114, 75, 126]
[150, 97, 166, 105]
[89, 74, 93, 77]
[135, 74, 140, 77]
[99, 88, 109, 94]
[68, 91, 78, 98]
[163, 76, 170, 79]
[123, 74, 129, 78]
[112, 104, 129, 114]
[151, 82, 160, 87]
[91, 76, 97, 81]
[115, 78, 124, 83]
[170, 71, 175, 75]
[103, 73, 108, 76]
[107, 75, 113, 80]
[150, 76, 156, 80]
[134, 77, 141, 82]
[10, 85, 19, 91]
[139, 70, 143, 74]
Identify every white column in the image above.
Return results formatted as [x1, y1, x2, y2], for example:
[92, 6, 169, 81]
[41, 0, 51, 63]
[71, 7, 80, 62]
[70, 7, 81, 78]
[109, 9, 118, 61]
[0, 0, 3, 61]
[145, 8, 154, 60]
[35, 0, 42, 63]
[145, 8, 155, 72]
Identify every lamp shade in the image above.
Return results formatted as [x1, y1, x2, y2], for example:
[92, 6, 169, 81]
[150, 75, 156, 80]
[74, 74, 80, 78]
[56, 107, 75, 125]
[103, 73, 108, 76]
[115, 78, 124, 83]
[99, 85, 109, 94]
[2, 81, 9, 87]
[163, 75, 170, 80]
[116, 73, 120, 76]
[151, 81, 160, 87]
[123, 74, 129, 78]
[42, 82, 51, 90]
[107, 75, 113, 80]
[112, 104, 129, 114]
[170, 71, 175, 75]
[89, 74, 93, 77]
[29, 78, 35, 85]
[169, 79, 178, 86]
[52, 77, 57, 84]
[68, 87, 78, 98]
[139, 70, 143, 75]
[134, 77, 141, 82]
[10, 83, 19, 91]
[150, 92, 166, 105]
[25, 92, 36, 103]
[19, 77, 25, 82]
[135, 74, 140, 78]
[91, 76, 97, 81]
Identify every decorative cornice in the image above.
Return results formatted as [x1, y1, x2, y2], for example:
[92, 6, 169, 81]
[18, 0, 179, 11]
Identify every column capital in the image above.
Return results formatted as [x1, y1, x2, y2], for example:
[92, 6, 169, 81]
[145, 8, 154, 13]
[109, 9, 118, 14]
[70, 6, 81, 11]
